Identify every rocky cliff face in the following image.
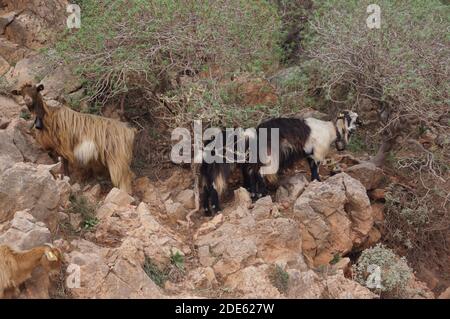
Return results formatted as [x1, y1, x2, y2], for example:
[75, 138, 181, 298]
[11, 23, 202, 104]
[0, 0, 440, 300]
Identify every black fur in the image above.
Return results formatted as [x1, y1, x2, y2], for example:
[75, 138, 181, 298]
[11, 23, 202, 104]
[243, 117, 318, 199]
[200, 118, 314, 215]
[200, 113, 359, 215]
[200, 130, 245, 216]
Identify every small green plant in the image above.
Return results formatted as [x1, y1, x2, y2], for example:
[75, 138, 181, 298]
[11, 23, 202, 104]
[269, 264, 289, 294]
[143, 256, 167, 288]
[19, 111, 31, 120]
[353, 244, 413, 297]
[170, 251, 185, 271]
[347, 135, 366, 153]
[67, 195, 98, 231]
[82, 217, 99, 230]
[330, 253, 341, 265]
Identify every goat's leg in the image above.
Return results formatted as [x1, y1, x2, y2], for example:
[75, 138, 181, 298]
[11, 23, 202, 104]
[209, 184, 221, 215]
[307, 157, 321, 181]
[255, 171, 268, 198]
[242, 165, 252, 191]
[248, 168, 258, 200]
[62, 157, 70, 176]
[201, 185, 212, 216]
[107, 160, 133, 194]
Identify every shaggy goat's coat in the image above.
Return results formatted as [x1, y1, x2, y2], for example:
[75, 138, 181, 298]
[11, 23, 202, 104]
[0, 245, 62, 299]
[12, 84, 136, 193]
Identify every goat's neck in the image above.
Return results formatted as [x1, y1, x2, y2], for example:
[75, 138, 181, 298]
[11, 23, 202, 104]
[13, 246, 46, 281]
[34, 94, 46, 113]
[329, 120, 339, 143]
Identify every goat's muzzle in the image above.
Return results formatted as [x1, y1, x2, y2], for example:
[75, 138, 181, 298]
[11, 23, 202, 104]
[335, 140, 346, 151]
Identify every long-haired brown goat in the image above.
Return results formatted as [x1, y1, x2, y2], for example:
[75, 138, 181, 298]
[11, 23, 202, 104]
[12, 83, 136, 193]
[0, 244, 62, 299]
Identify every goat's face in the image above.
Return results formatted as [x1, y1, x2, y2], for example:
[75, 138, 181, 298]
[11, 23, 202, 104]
[41, 246, 63, 280]
[11, 84, 46, 130]
[335, 110, 361, 151]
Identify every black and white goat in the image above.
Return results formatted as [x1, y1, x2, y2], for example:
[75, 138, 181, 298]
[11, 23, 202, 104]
[246, 110, 361, 197]
[200, 111, 361, 215]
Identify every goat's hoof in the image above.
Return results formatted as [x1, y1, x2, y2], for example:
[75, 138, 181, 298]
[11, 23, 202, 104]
[204, 209, 212, 217]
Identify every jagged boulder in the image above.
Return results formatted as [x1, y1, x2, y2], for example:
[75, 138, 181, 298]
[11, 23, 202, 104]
[0, 55, 9, 75]
[293, 173, 373, 266]
[0, 38, 32, 65]
[65, 239, 166, 299]
[4, 53, 50, 87]
[225, 265, 282, 298]
[40, 65, 83, 100]
[2, 1, 68, 28]
[0, 209, 51, 250]
[4, 10, 50, 49]
[0, 162, 71, 223]
[4, 118, 53, 164]
[345, 162, 385, 190]
[0, 128, 23, 173]
[0, 95, 22, 120]
[64, 188, 192, 298]
[275, 173, 309, 205]
[287, 269, 377, 299]
[195, 189, 306, 281]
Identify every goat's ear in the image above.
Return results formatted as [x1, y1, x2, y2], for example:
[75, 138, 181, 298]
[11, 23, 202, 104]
[36, 84, 45, 92]
[11, 89, 20, 96]
[45, 250, 58, 261]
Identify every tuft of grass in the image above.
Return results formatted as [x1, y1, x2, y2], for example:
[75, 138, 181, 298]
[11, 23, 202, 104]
[67, 195, 98, 231]
[143, 256, 167, 288]
[19, 111, 31, 120]
[330, 253, 341, 265]
[82, 217, 99, 230]
[269, 264, 289, 294]
[347, 135, 366, 153]
[170, 251, 185, 271]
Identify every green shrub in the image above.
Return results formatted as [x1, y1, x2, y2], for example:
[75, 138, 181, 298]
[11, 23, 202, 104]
[57, 0, 282, 104]
[269, 264, 289, 294]
[302, 0, 450, 156]
[353, 244, 413, 296]
[385, 185, 429, 228]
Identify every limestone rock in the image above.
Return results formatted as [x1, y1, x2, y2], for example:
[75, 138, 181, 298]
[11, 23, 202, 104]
[196, 193, 305, 280]
[0, 210, 51, 250]
[345, 162, 384, 190]
[275, 173, 309, 205]
[294, 173, 373, 266]
[175, 189, 196, 210]
[225, 265, 281, 298]
[103, 187, 134, 207]
[0, 162, 70, 223]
